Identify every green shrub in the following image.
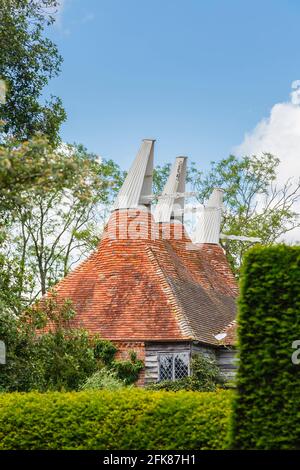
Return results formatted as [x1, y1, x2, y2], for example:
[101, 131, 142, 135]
[230, 245, 300, 449]
[0, 297, 144, 392]
[37, 328, 99, 392]
[0, 389, 232, 450]
[148, 354, 225, 392]
[0, 298, 99, 392]
[93, 340, 117, 365]
[147, 379, 189, 391]
[80, 369, 126, 391]
[111, 351, 144, 385]
[0, 310, 46, 392]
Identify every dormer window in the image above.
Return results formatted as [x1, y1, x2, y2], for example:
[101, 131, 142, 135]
[158, 352, 190, 381]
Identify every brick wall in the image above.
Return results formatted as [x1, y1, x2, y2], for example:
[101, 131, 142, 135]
[114, 341, 146, 387]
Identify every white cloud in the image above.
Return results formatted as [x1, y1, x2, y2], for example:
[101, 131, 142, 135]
[234, 81, 300, 242]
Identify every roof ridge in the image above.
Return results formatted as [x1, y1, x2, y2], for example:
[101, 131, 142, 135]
[146, 243, 196, 340]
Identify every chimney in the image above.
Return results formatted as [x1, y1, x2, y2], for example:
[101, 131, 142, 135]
[193, 188, 224, 244]
[112, 139, 155, 211]
[154, 156, 187, 223]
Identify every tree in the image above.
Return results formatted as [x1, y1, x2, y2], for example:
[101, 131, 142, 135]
[0, 253, 28, 316]
[153, 163, 172, 196]
[192, 154, 300, 275]
[0, 0, 66, 144]
[0, 136, 79, 215]
[0, 307, 45, 392]
[154, 154, 300, 276]
[0, 137, 124, 311]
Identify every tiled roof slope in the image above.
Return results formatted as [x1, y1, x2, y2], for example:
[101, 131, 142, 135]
[149, 225, 238, 345]
[217, 320, 238, 346]
[48, 209, 238, 346]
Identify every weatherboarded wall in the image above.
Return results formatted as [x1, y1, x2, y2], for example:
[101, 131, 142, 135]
[144, 342, 191, 385]
[216, 348, 237, 380]
[144, 341, 237, 385]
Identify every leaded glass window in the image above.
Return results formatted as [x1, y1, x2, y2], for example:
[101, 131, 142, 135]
[159, 354, 173, 381]
[158, 352, 190, 382]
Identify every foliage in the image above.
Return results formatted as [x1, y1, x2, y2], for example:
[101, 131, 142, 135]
[89, 343, 143, 386]
[0, 137, 124, 309]
[0, 295, 143, 391]
[0, 295, 95, 392]
[0, 253, 26, 315]
[0, 295, 143, 392]
[0, 389, 232, 450]
[111, 351, 144, 385]
[80, 369, 126, 391]
[0, 0, 65, 144]
[32, 296, 99, 391]
[152, 163, 172, 196]
[193, 154, 300, 275]
[230, 245, 300, 449]
[0, 136, 77, 212]
[148, 354, 225, 392]
[37, 329, 99, 392]
[0, 309, 45, 392]
[147, 379, 188, 392]
[93, 339, 117, 365]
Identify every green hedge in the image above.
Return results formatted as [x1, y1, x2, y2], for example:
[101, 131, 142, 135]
[230, 245, 300, 449]
[0, 389, 232, 450]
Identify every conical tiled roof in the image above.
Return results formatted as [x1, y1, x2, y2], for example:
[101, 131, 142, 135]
[44, 141, 238, 346]
[49, 209, 237, 345]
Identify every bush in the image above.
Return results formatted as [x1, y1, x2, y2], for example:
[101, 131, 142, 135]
[111, 351, 143, 385]
[0, 305, 100, 392]
[37, 328, 99, 391]
[0, 296, 144, 391]
[80, 369, 126, 391]
[148, 354, 225, 392]
[0, 389, 232, 450]
[230, 245, 300, 449]
[0, 310, 45, 392]
[93, 340, 117, 365]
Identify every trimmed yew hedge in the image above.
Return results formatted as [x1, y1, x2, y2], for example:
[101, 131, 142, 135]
[230, 245, 300, 449]
[0, 389, 232, 450]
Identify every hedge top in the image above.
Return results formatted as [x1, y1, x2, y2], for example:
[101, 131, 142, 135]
[0, 389, 232, 450]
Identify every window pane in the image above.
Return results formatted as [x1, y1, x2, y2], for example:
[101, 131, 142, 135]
[159, 354, 173, 381]
[174, 353, 189, 379]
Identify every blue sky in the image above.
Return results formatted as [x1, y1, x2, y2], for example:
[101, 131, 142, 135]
[46, 0, 300, 171]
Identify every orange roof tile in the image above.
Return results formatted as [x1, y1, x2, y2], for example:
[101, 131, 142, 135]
[45, 209, 238, 346]
[216, 320, 238, 346]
